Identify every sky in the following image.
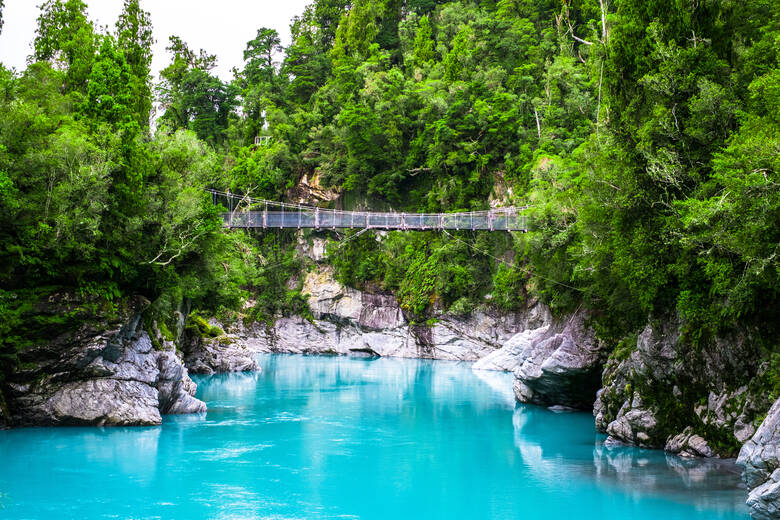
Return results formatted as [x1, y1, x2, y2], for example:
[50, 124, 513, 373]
[0, 0, 311, 81]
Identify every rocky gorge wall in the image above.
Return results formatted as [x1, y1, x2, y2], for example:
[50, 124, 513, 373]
[2, 296, 206, 427]
[222, 266, 552, 361]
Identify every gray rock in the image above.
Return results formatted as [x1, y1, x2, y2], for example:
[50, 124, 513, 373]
[182, 333, 259, 375]
[6, 312, 205, 427]
[665, 426, 716, 458]
[503, 311, 604, 410]
[156, 350, 207, 414]
[473, 326, 550, 372]
[243, 266, 551, 362]
[605, 395, 659, 447]
[746, 469, 780, 520]
[696, 387, 759, 444]
[738, 397, 780, 519]
[303, 268, 364, 323]
[593, 317, 767, 455]
[46, 379, 162, 426]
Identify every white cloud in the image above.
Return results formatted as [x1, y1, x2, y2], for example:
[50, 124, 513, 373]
[0, 0, 311, 81]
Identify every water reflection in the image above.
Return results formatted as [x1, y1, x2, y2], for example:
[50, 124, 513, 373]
[0, 354, 749, 520]
[512, 405, 748, 514]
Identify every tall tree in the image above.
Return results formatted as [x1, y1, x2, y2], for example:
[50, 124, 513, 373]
[115, 0, 154, 129]
[237, 28, 284, 141]
[158, 36, 236, 145]
[33, 0, 96, 92]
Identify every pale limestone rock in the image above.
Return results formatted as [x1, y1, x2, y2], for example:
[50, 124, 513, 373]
[499, 311, 604, 410]
[665, 427, 716, 458]
[9, 329, 205, 427]
[738, 398, 780, 519]
[48, 379, 161, 426]
[605, 395, 658, 447]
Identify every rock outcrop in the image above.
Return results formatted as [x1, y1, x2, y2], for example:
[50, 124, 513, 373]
[224, 267, 551, 361]
[473, 311, 604, 410]
[738, 397, 780, 520]
[594, 317, 768, 455]
[5, 300, 205, 427]
[182, 322, 259, 375]
[665, 426, 716, 458]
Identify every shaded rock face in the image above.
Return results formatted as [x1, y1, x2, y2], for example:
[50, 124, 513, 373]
[5, 313, 205, 427]
[738, 398, 780, 520]
[226, 266, 551, 362]
[0, 397, 9, 429]
[473, 310, 604, 410]
[507, 312, 605, 410]
[182, 323, 259, 376]
[594, 318, 767, 455]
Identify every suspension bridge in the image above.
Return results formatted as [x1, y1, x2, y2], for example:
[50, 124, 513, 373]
[208, 189, 529, 232]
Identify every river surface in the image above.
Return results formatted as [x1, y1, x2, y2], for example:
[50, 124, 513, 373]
[0, 354, 749, 519]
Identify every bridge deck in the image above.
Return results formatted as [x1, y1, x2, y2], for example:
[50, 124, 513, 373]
[222, 209, 527, 232]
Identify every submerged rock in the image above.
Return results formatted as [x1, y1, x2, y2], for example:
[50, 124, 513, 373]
[738, 398, 780, 519]
[5, 306, 205, 427]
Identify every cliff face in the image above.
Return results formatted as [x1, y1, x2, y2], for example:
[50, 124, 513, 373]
[4, 297, 205, 427]
[222, 266, 552, 361]
[474, 310, 607, 410]
[738, 398, 780, 520]
[593, 318, 769, 457]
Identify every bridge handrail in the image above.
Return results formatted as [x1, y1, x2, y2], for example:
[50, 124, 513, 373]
[204, 188, 528, 215]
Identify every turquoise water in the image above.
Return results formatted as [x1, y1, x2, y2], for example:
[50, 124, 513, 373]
[0, 354, 749, 519]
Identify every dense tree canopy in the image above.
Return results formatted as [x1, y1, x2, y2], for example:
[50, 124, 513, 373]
[0, 0, 778, 395]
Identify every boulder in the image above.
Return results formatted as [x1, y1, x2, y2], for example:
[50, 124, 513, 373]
[665, 426, 716, 458]
[5, 311, 205, 427]
[738, 397, 780, 519]
[603, 394, 659, 447]
[45, 379, 162, 426]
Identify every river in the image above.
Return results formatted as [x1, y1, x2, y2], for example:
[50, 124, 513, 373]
[0, 354, 749, 519]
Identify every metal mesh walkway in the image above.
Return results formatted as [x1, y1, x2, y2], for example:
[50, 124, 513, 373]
[208, 189, 528, 232]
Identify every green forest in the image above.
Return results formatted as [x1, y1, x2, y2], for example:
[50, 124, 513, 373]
[0, 0, 778, 394]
